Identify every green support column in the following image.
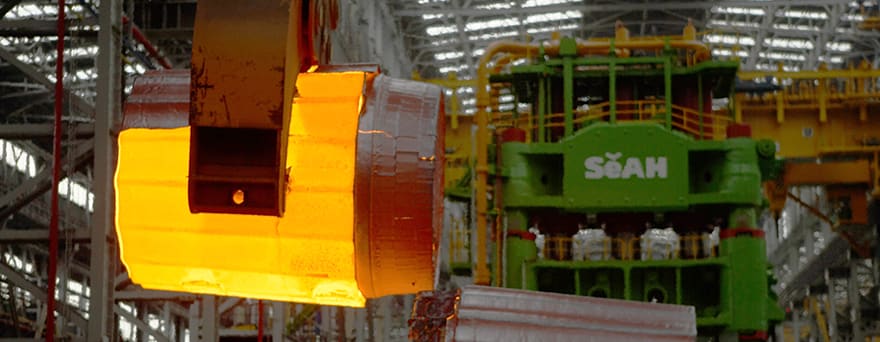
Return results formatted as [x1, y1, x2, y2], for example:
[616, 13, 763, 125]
[609, 60, 617, 124]
[664, 57, 673, 130]
[675, 268, 682, 305]
[560, 38, 576, 137]
[697, 73, 704, 139]
[505, 210, 537, 289]
[721, 207, 769, 334]
[537, 78, 546, 143]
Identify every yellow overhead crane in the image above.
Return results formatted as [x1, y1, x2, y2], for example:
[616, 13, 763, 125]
[733, 62, 880, 256]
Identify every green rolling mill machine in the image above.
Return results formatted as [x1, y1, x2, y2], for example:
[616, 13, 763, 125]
[469, 30, 785, 341]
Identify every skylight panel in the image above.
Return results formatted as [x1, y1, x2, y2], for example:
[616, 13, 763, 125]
[523, 0, 580, 8]
[527, 23, 579, 34]
[826, 42, 851, 52]
[6, 4, 86, 19]
[777, 10, 827, 20]
[476, 2, 515, 9]
[759, 52, 806, 62]
[707, 20, 760, 29]
[842, 13, 864, 22]
[818, 56, 845, 64]
[773, 23, 821, 32]
[466, 18, 521, 31]
[711, 7, 765, 16]
[712, 48, 749, 58]
[705, 34, 755, 46]
[470, 30, 519, 41]
[430, 38, 458, 46]
[435, 51, 465, 61]
[427, 24, 456, 36]
[8, 4, 55, 18]
[524, 10, 581, 24]
[755, 63, 800, 72]
[439, 64, 470, 74]
[764, 38, 813, 50]
[74, 69, 98, 81]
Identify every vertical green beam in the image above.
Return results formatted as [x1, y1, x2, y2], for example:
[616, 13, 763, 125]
[546, 78, 553, 130]
[537, 77, 546, 143]
[623, 268, 631, 300]
[505, 210, 536, 290]
[560, 36, 577, 137]
[722, 207, 769, 333]
[563, 57, 574, 136]
[664, 57, 673, 130]
[675, 268, 682, 304]
[730, 79, 738, 121]
[697, 73, 704, 139]
[574, 269, 582, 295]
[609, 60, 617, 124]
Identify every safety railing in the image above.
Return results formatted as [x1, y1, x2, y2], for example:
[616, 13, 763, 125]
[491, 100, 734, 142]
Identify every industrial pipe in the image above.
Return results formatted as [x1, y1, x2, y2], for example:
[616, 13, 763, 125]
[47, 0, 66, 340]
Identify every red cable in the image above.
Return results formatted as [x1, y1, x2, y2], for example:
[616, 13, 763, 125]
[257, 300, 264, 342]
[47, 0, 65, 340]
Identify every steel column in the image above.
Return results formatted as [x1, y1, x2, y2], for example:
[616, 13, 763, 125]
[824, 270, 837, 339]
[849, 259, 864, 341]
[88, 0, 122, 339]
[272, 302, 285, 342]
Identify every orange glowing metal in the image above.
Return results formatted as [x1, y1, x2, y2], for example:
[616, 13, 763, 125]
[117, 72, 381, 306]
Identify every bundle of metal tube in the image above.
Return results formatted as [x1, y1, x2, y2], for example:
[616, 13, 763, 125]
[410, 286, 698, 341]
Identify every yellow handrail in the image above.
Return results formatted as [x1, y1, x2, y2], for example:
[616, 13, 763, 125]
[490, 100, 733, 141]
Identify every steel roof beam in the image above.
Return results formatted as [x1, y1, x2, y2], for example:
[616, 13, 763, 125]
[0, 139, 94, 223]
[394, 0, 855, 17]
[746, 5, 777, 70]
[0, 123, 94, 140]
[0, 228, 89, 242]
[0, 260, 89, 330]
[0, 0, 22, 19]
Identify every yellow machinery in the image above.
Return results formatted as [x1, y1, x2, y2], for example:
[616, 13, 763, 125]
[734, 62, 880, 255]
[115, 1, 444, 306]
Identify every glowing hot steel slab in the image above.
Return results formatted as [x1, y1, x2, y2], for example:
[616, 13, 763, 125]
[116, 70, 443, 306]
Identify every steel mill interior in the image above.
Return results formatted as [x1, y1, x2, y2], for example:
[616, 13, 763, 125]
[1, 0, 880, 341]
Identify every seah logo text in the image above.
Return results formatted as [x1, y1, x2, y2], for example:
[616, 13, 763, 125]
[584, 152, 667, 180]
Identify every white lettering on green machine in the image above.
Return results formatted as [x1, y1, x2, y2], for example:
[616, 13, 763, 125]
[583, 153, 668, 180]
